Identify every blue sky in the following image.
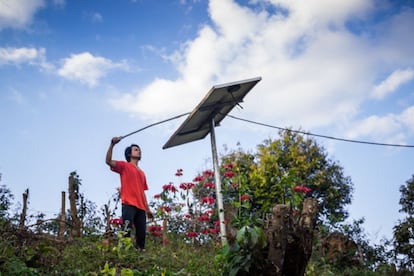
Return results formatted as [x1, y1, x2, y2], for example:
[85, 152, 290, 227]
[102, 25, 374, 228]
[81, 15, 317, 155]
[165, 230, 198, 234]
[1, 0, 413, 243]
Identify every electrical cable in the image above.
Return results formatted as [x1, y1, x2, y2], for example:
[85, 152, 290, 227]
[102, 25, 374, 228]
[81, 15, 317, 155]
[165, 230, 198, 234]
[120, 112, 191, 140]
[118, 110, 413, 148]
[227, 114, 414, 148]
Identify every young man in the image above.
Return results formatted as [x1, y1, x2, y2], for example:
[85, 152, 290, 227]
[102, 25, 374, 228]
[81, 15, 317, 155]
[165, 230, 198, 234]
[105, 136, 153, 250]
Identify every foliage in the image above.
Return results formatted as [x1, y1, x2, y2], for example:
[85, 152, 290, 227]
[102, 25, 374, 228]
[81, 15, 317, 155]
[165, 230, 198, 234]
[393, 174, 414, 271]
[0, 220, 220, 275]
[216, 225, 267, 276]
[0, 173, 14, 220]
[220, 129, 353, 226]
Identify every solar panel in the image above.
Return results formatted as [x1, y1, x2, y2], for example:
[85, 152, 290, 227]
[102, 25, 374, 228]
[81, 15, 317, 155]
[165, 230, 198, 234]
[163, 77, 261, 149]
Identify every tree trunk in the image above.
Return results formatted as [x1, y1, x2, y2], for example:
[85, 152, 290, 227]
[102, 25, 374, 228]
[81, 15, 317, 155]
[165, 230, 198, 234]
[58, 191, 66, 238]
[68, 174, 81, 238]
[19, 189, 29, 230]
[265, 198, 318, 276]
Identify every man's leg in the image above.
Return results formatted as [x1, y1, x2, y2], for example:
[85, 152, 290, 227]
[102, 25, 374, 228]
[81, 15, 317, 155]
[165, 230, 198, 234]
[121, 204, 135, 237]
[134, 208, 147, 250]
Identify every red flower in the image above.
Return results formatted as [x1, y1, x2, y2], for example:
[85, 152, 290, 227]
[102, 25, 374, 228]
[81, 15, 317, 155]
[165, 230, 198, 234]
[183, 213, 192, 219]
[109, 218, 123, 225]
[231, 182, 238, 189]
[193, 175, 204, 182]
[293, 185, 312, 193]
[175, 168, 183, 176]
[204, 209, 214, 215]
[223, 163, 234, 170]
[223, 171, 235, 178]
[200, 229, 209, 235]
[203, 170, 214, 177]
[162, 183, 177, 192]
[215, 220, 226, 226]
[160, 206, 172, 213]
[209, 228, 220, 234]
[240, 194, 250, 201]
[179, 182, 195, 190]
[154, 194, 161, 199]
[201, 196, 215, 205]
[148, 225, 162, 232]
[204, 182, 215, 189]
[186, 231, 198, 238]
[198, 215, 210, 222]
[151, 231, 163, 237]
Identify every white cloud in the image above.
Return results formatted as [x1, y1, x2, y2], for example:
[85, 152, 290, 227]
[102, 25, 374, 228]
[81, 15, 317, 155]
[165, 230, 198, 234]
[345, 104, 414, 145]
[58, 52, 130, 87]
[0, 47, 43, 64]
[0, 47, 52, 71]
[400, 106, 414, 133]
[110, 0, 414, 144]
[0, 0, 45, 30]
[372, 68, 414, 99]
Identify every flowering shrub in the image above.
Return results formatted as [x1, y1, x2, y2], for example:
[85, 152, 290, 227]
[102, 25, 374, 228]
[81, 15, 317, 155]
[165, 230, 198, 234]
[148, 164, 312, 246]
[149, 168, 221, 245]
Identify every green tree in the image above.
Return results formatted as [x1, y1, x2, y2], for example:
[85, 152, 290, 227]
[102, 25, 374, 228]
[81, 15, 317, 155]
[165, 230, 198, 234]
[221, 129, 353, 226]
[0, 173, 14, 220]
[393, 174, 414, 271]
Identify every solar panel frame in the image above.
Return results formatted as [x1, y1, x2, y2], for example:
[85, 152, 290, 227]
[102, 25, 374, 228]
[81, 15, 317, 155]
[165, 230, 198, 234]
[163, 76, 261, 149]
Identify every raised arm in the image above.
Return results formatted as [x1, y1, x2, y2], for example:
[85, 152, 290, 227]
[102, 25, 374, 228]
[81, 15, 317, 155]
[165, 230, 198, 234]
[106, 137, 121, 168]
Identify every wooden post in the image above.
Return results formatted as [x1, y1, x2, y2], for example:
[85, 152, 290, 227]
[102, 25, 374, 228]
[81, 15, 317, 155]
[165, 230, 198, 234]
[68, 173, 81, 237]
[19, 189, 29, 230]
[162, 219, 168, 245]
[58, 191, 66, 238]
[104, 203, 111, 235]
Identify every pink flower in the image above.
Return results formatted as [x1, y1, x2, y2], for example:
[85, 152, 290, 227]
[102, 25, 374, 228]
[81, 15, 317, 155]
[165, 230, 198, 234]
[203, 170, 214, 177]
[204, 209, 214, 215]
[151, 231, 163, 237]
[179, 182, 195, 190]
[231, 182, 239, 189]
[201, 196, 215, 205]
[204, 182, 215, 189]
[183, 213, 192, 219]
[209, 228, 220, 234]
[193, 175, 204, 182]
[198, 215, 210, 222]
[240, 194, 250, 201]
[160, 206, 172, 213]
[223, 171, 235, 178]
[175, 168, 183, 176]
[186, 231, 198, 238]
[148, 225, 162, 232]
[109, 218, 123, 225]
[223, 163, 234, 170]
[162, 183, 177, 192]
[292, 185, 312, 194]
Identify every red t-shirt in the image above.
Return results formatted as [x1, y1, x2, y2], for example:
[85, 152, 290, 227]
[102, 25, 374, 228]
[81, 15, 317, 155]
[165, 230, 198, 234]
[111, 161, 148, 211]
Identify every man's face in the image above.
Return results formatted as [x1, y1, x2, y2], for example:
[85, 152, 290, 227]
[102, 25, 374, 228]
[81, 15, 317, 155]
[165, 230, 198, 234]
[131, 146, 141, 160]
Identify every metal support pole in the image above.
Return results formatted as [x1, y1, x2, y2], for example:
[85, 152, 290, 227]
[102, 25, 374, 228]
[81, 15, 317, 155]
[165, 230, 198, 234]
[210, 119, 227, 246]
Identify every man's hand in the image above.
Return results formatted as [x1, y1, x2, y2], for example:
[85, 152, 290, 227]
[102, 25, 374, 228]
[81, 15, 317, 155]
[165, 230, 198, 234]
[111, 137, 121, 146]
[146, 210, 154, 221]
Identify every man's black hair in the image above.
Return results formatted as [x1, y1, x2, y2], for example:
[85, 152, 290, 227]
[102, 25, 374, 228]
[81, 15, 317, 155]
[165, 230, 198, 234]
[124, 144, 140, 162]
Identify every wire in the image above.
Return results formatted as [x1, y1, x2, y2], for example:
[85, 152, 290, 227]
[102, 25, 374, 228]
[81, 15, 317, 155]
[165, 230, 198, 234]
[118, 110, 413, 148]
[227, 114, 414, 148]
[120, 112, 191, 139]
